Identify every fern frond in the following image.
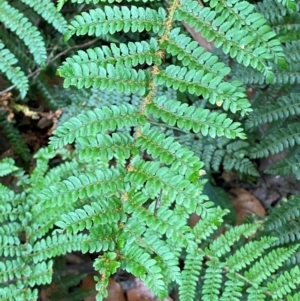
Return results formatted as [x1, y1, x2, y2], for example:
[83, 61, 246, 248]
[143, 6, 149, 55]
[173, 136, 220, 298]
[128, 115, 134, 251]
[120, 244, 167, 300]
[246, 93, 300, 129]
[136, 123, 203, 179]
[244, 244, 299, 285]
[207, 223, 260, 258]
[78, 132, 136, 163]
[31, 233, 87, 263]
[0, 1, 47, 65]
[275, 0, 297, 10]
[35, 79, 61, 110]
[0, 41, 28, 98]
[154, 66, 251, 115]
[146, 96, 246, 138]
[123, 191, 193, 247]
[0, 157, 18, 177]
[49, 104, 145, 148]
[54, 198, 122, 235]
[175, 0, 285, 78]
[20, 0, 67, 33]
[126, 157, 205, 213]
[266, 265, 300, 298]
[192, 206, 227, 243]
[250, 123, 300, 158]
[36, 167, 126, 209]
[58, 38, 160, 75]
[64, 6, 167, 41]
[226, 237, 278, 272]
[163, 28, 231, 76]
[58, 61, 149, 94]
[264, 195, 300, 244]
[2, 282, 38, 301]
[0, 114, 31, 162]
[179, 251, 204, 301]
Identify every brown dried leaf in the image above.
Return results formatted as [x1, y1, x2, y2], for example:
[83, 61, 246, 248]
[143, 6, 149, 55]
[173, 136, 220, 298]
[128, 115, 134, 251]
[229, 188, 266, 224]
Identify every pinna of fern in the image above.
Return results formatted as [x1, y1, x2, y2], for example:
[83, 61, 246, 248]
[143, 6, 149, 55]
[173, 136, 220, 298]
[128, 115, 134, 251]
[0, 0, 67, 98]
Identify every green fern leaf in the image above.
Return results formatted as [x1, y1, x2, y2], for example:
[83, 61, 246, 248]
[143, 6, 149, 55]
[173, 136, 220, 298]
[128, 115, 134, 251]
[175, 0, 285, 75]
[250, 123, 300, 158]
[64, 6, 166, 41]
[244, 244, 299, 286]
[0, 41, 28, 98]
[49, 104, 145, 148]
[246, 94, 300, 129]
[58, 38, 161, 76]
[0, 157, 18, 177]
[146, 96, 246, 139]
[0, 1, 47, 65]
[266, 266, 300, 298]
[58, 61, 149, 94]
[20, 0, 67, 33]
[154, 66, 251, 115]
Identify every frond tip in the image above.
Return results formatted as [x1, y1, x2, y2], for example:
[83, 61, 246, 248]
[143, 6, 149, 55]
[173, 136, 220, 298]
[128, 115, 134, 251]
[0, 42, 28, 98]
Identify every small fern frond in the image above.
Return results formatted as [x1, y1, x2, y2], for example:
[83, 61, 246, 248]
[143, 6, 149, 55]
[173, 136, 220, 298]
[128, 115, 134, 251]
[250, 123, 300, 158]
[146, 96, 246, 139]
[0, 41, 28, 98]
[64, 6, 167, 41]
[36, 167, 126, 210]
[162, 28, 231, 77]
[59, 38, 160, 74]
[154, 66, 251, 115]
[179, 251, 204, 301]
[175, 0, 285, 77]
[246, 93, 300, 129]
[126, 157, 205, 213]
[0, 157, 18, 177]
[20, 0, 67, 33]
[0, 1, 47, 65]
[2, 282, 38, 301]
[263, 195, 300, 245]
[275, 0, 297, 10]
[136, 124, 203, 178]
[31, 234, 87, 264]
[0, 114, 31, 162]
[35, 79, 61, 110]
[207, 223, 260, 258]
[266, 150, 300, 179]
[49, 104, 145, 148]
[266, 265, 300, 298]
[244, 244, 299, 286]
[78, 132, 136, 163]
[120, 244, 167, 300]
[225, 237, 278, 272]
[57, 61, 149, 94]
[55, 198, 122, 235]
[192, 206, 228, 243]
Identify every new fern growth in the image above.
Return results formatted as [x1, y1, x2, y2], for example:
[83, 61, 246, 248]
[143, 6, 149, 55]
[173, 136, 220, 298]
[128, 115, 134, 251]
[2, 0, 300, 300]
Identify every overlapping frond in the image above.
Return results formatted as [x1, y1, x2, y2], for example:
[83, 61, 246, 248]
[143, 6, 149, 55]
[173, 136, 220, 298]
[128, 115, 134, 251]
[250, 123, 300, 158]
[0, 1, 47, 65]
[175, 0, 285, 79]
[20, 0, 67, 33]
[0, 42, 28, 98]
